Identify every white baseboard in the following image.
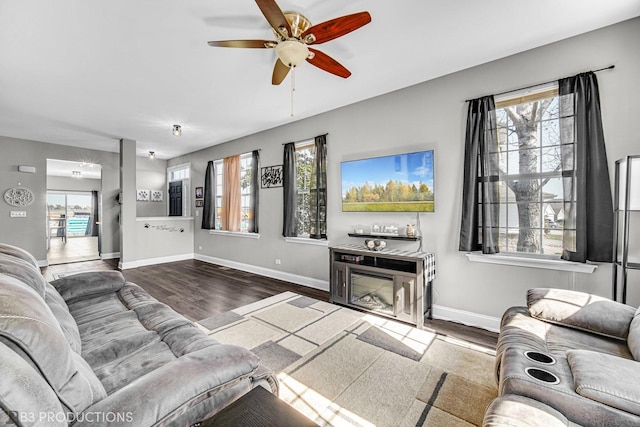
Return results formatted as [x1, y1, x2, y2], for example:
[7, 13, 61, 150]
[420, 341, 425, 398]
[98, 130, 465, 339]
[101, 252, 120, 260]
[119, 253, 194, 270]
[432, 304, 501, 332]
[194, 254, 329, 291]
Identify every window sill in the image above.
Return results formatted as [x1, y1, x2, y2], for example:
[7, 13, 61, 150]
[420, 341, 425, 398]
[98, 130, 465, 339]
[284, 237, 329, 247]
[208, 230, 260, 239]
[465, 252, 597, 274]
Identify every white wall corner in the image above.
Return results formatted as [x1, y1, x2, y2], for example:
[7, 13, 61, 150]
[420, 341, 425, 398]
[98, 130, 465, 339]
[432, 304, 501, 333]
[195, 254, 329, 291]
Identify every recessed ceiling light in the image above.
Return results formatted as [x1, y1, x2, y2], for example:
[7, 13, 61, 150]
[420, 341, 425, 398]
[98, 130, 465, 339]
[172, 125, 182, 136]
[149, 151, 155, 159]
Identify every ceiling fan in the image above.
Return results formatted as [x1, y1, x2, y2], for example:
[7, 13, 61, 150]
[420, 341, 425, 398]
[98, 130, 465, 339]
[208, 0, 371, 85]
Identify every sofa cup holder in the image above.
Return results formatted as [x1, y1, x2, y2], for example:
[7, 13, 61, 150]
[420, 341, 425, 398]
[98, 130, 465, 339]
[525, 367, 560, 385]
[524, 351, 556, 365]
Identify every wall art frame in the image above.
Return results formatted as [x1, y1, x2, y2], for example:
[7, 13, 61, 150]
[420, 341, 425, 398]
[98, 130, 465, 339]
[261, 165, 283, 188]
[136, 189, 150, 201]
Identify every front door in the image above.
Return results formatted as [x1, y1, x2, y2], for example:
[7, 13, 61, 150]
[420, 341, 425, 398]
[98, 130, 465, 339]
[169, 181, 182, 216]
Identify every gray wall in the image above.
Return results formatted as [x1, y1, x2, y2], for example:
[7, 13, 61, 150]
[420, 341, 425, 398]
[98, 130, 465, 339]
[136, 156, 167, 217]
[0, 138, 120, 261]
[47, 176, 102, 192]
[170, 18, 640, 318]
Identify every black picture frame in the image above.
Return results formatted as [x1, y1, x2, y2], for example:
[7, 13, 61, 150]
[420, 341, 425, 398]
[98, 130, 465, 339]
[195, 199, 204, 207]
[261, 165, 283, 188]
[195, 187, 203, 199]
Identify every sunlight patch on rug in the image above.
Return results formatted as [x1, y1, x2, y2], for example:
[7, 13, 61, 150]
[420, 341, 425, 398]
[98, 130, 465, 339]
[196, 292, 496, 426]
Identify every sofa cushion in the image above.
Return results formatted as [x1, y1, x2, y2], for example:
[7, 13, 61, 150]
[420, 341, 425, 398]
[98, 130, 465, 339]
[0, 341, 66, 427]
[0, 243, 39, 268]
[50, 271, 125, 303]
[78, 345, 261, 427]
[73, 283, 220, 395]
[0, 253, 47, 298]
[0, 274, 107, 413]
[527, 288, 635, 341]
[626, 307, 640, 360]
[45, 283, 82, 353]
[568, 349, 640, 416]
[497, 307, 633, 365]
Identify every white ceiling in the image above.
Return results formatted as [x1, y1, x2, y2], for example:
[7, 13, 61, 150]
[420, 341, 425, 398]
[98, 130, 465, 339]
[1, 1, 639, 160]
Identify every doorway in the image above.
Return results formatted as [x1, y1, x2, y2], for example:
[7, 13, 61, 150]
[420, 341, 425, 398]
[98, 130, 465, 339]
[47, 192, 100, 264]
[46, 159, 102, 265]
[169, 181, 182, 216]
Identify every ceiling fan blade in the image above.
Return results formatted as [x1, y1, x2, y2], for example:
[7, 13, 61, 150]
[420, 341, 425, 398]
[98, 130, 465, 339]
[302, 11, 371, 45]
[272, 59, 290, 85]
[306, 48, 351, 79]
[255, 0, 291, 38]
[207, 40, 276, 48]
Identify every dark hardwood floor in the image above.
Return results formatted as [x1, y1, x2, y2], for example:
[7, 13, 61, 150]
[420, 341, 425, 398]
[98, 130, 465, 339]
[42, 259, 498, 350]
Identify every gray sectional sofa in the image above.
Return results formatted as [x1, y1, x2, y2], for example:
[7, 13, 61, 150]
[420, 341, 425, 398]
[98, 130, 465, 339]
[0, 243, 278, 426]
[485, 287, 640, 426]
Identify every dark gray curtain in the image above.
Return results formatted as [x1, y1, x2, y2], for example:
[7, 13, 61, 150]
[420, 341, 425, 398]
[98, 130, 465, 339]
[459, 96, 500, 253]
[282, 142, 297, 237]
[559, 72, 613, 262]
[310, 135, 327, 239]
[202, 160, 216, 229]
[249, 150, 260, 233]
[90, 190, 99, 236]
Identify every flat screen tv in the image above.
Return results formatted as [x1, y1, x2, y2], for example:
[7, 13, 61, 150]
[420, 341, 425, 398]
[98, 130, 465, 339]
[341, 150, 434, 212]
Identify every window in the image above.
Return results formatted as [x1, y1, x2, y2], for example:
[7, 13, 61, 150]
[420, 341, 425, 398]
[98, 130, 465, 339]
[492, 85, 573, 257]
[283, 135, 327, 240]
[295, 141, 315, 237]
[214, 153, 255, 233]
[462, 72, 612, 266]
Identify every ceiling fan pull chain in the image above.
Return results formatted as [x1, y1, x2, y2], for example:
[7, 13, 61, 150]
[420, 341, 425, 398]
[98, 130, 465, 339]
[290, 65, 296, 117]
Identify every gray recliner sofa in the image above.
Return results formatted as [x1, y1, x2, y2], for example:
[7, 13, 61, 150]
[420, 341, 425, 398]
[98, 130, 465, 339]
[484, 287, 640, 426]
[0, 243, 278, 426]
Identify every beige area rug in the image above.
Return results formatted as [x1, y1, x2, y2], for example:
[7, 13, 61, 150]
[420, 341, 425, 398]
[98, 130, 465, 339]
[196, 292, 497, 426]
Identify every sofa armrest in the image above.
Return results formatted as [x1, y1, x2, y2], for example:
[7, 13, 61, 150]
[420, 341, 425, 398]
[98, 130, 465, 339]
[50, 271, 126, 303]
[527, 288, 636, 341]
[568, 349, 640, 416]
[483, 395, 576, 427]
[75, 344, 272, 427]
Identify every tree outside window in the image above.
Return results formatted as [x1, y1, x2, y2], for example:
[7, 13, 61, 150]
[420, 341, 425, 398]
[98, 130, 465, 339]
[493, 86, 573, 256]
[295, 142, 315, 237]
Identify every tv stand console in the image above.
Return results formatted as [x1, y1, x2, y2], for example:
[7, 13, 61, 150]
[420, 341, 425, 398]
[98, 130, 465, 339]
[329, 244, 435, 329]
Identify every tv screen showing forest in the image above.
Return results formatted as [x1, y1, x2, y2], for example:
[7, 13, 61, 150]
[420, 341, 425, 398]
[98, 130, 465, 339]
[341, 150, 434, 212]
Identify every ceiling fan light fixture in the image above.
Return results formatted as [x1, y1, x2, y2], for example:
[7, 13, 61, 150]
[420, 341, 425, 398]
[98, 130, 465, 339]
[275, 40, 310, 67]
[172, 125, 182, 137]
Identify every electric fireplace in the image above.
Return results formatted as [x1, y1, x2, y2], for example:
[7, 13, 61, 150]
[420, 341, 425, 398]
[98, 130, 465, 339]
[329, 244, 436, 328]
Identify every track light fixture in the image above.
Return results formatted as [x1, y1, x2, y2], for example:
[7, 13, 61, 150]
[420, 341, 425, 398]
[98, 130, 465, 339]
[172, 125, 182, 136]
